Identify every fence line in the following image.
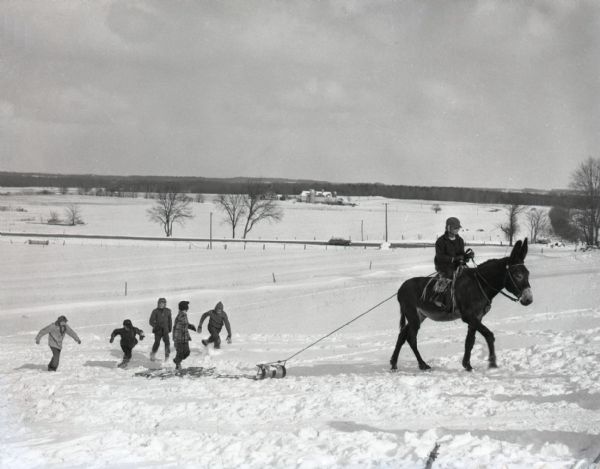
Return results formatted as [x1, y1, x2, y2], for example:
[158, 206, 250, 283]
[0, 231, 505, 249]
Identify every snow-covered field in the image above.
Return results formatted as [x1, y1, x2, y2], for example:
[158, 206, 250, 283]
[1, 194, 599, 468]
[0, 191, 513, 243]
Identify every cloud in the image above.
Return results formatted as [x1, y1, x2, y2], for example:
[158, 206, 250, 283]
[280, 78, 348, 110]
[105, 1, 164, 44]
[0, 0, 598, 190]
[0, 100, 15, 119]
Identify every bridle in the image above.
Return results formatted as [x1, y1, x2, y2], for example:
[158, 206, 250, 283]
[473, 261, 526, 304]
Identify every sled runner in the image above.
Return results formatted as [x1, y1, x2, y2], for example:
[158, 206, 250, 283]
[135, 366, 216, 379]
[134, 366, 260, 380]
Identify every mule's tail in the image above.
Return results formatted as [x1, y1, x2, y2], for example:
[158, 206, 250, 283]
[397, 288, 406, 329]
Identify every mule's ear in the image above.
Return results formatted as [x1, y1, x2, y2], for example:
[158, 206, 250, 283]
[521, 238, 528, 260]
[509, 240, 523, 264]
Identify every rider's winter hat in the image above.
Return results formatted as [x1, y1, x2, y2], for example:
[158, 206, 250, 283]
[123, 319, 133, 328]
[178, 301, 189, 311]
[215, 301, 224, 311]
[56, 315, 68, 323]
[446, 217, 461, 229]
[157, 297, 167, 305]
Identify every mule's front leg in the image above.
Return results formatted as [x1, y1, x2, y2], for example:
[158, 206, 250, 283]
[462, 325, 476, 371]
[475, 322, 497, 368]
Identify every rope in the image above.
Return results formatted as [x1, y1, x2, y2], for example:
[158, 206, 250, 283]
[261, 291, 398, 367]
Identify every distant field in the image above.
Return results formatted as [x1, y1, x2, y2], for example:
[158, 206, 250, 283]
[0, 192, 521, 243]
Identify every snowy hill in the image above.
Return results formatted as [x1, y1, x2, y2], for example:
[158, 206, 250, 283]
[1, 231, 599, 467]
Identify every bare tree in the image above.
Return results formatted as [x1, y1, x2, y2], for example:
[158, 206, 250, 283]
[147, 190, 194, 237]
[525, 208, 549, 243]
[64, 204, 84, 226]
[214, 194, 247, 238]
[48, 210, 61, 225]
[569, 157, 600, 245]
[498, 204, 524, 246]
[214, 187, 284, 239]
[431, 203, 442, 214]
[242, 186, 284, 239]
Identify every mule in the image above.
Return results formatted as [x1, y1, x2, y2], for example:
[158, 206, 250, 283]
[390, 239, 533, 372]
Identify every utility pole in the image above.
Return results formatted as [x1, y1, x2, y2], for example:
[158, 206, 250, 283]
[361, 220, 364, 242]
[209, 212, 213, 250]
[384, 203, 388, 242]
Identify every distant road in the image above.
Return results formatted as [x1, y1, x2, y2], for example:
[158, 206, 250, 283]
[0, 231, 505, 249]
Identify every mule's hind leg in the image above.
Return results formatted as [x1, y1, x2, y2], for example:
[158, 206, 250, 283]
[390, 325, 409, 371]
[407, 321, 431, 370]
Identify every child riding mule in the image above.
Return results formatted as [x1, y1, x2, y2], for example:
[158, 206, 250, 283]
[390, 239, 533, 372]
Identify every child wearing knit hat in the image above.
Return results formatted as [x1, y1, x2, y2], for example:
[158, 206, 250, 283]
[198, 301, 232, 350]
[35, 315, 81, 371]
[110, 319, 145, 368]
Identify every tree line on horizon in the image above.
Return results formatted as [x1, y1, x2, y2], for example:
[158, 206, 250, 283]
[0, 171, 584, 208]
[1, 160, 598, 246]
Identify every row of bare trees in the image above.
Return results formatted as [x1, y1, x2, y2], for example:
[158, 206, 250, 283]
[499, 157, 600, 246]
[569, 157, 600, 245]
[498, 205, 550, 246]
[146, 185, 284, 238]
[214, 186, 283, 238]
[141, 158, 600, 245]
[47, 204, 84, 226]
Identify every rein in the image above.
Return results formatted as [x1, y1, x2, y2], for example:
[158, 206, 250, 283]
[472, 261, 523, 303]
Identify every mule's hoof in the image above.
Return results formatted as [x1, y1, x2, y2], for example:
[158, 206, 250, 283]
[489, 362, 498, 369]
[419, 363, 432, 371]
[463, 363, 473, 372]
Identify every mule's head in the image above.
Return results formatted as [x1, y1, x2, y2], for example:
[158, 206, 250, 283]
[506, 238, 533, 305]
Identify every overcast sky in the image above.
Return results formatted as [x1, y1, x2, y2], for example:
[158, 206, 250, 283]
[1, 0, 598, 190]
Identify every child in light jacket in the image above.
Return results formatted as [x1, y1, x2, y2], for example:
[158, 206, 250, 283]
[35, 315, 81, 371]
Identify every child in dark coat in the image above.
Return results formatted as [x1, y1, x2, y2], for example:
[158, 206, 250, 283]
[149, 297, 172, 362]
[172, 301, 196, 370]
[432, 217, 474, 310]
[198, 301, 232, 349]
[110, 319, 145, 368]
